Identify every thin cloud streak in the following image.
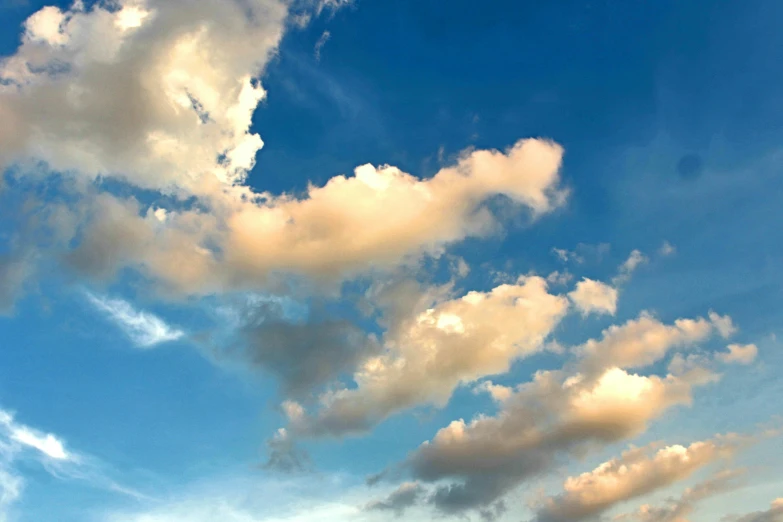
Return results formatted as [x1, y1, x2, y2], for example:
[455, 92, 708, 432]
[84, 291, 184, 348]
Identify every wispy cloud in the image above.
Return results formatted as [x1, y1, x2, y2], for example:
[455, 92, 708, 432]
[84, 292, 184, 348]
[0, 406, 152, 519]
[314, 30, 331, 60]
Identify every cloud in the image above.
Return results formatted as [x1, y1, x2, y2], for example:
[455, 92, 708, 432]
[84, 291, 184, 348]
[717, 344, 758, 365]
[1, 1, 568, 298]
[314, 30, 331, 60]
[365, 482, 424, 515]
[0, 467, 22, 522]
[709, 311, 738, 339]
[552, 243, 611, 265]
[613, 250, 648, 285]
[101, 472, 380, 522]
[532, 437, 743, 522]
[729, 498, 783, 522]
[380, 312, 727, 515]
[0, 409, 72, 462]
[314, 0, 355, 16]
[614, 469, 744, 522]
[0, 254, 33, 314]
[568, 278, 618, 316]
[1, 0, 287, 191]
[284, 276, 569, 437]
[229, 297, 381, 399]
[0, 406, 151, 515]
[659, 241, 676, 257]
[576, 312, 717, 374]
[263, 428, 311, 473]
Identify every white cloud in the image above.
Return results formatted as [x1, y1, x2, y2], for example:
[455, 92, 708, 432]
[9, 427, 69, 461]
[1, 0, 287, 191]
[0, 410, 72, 463]
[2, 1, 568, 298]
[532, 436, 742, 521]
[0, 467, 22, 522]
[0, 405, 150, 518]
[568, 278, 618, 316]
[314, 30, 331, 60]
[709, 310, 738, 339]
[614, 469, 744, 522]
[84, 291, 184, 348]
[659, 241, 676, 256]
[718, 343, 758, 365]
[612, 250, 648, 285]
[577, 312, 716, 374]
[0, 407, 74, 520]
[376, 312, 727, 514]
[285, 276, 569, 437]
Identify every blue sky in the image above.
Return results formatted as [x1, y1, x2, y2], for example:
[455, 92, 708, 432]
[0, 1, 782, 521]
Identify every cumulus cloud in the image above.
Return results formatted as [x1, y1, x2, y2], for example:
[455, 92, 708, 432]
[84, 291, 184, 348]
[380, 312, 727, 514]
[284, 276, 569, 437]
[0, 0, 570, 305]
[0, 0, 569, 298]
[532, 437, 742, 522]
[717, 344, 758, 365]
[614, 469, 744, 522]
[568, 278, 618, 316]
[575, 312, 719, 375]
[1, 0, 286, 190]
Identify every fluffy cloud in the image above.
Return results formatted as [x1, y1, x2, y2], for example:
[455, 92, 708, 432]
[384, 312, 726, 514]
[532, 437, 741, 522]
[1, 0, 286, 191]
[1, 2, 568, 296]
[568, 278, 618, 316]
[284, 276, 569, 437]
[717, 343, 758, 365]
[84, 291, 184, 347]
[576, 312, 718, 375]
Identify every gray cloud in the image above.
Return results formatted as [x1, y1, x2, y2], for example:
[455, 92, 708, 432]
[240, 300, 380, 400]
[365, 482, 424, 516]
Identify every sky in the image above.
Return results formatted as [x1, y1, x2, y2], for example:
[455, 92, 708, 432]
[0, 0, 782, 521]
